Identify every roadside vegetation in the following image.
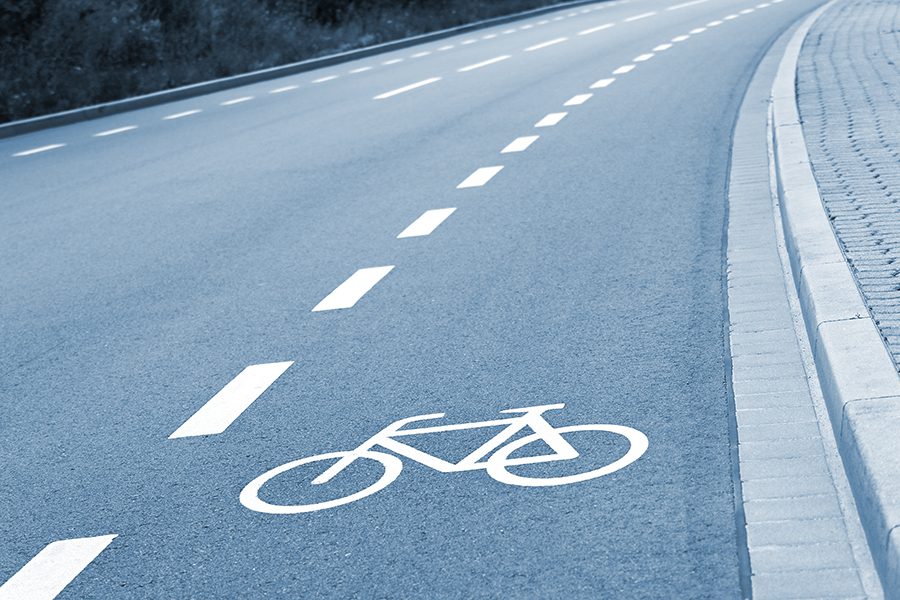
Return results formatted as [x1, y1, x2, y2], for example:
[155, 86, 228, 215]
[0, 0, 571, 122]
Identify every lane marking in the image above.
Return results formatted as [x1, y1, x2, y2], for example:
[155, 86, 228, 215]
[163, 109, 202, 120]
[312, 75, 338, 83]
[382, 58, 404, 65]
[578, 23, 614, 35]
[672, 34, 691, 41]
[624, 11, 656, 21]
[740, 8, 754, 13]
[482, 34, 497, 39]
[564, 93, 593, 106]
[397, 208, 457, 238]
[461, 38, 478, 44]
[524, 37, 568, 52]
[93, 125, 137, 137]
[312, 266, 395, 312]
[689, 26, 707, 33]
[757, 3, 771, 7]
[553, 16, 565, 21]
[519, 24, 534, 30]
[724, 14, 739, 20]
[590, 77, 615, 88]
[269, 85, 299, 94]
[612, 64, 635, 74]
[633, 53, 654, 62]
[349, 66, 373, 73]
[458, 166, 504, 188]
[567, 11, 578, 16]
[373, 77, 441, 99]
[653, 43, 673, 51]
[13, 144, 65, 157]
[169, 361, 294, 439]
[501, 135, 540, 153]
[502, 28, 517, 34]
[221, 96, 253, 106]
[707, 19, 723, 26]
[537, 19, 550, 25]
[458, 55, 511, 72]
[437, 45, 454, 51]
[411, 51, 432, 58]
[535, 112, 567, 127]
[0, 535, 116, 600]
[667, 0, 709, 9]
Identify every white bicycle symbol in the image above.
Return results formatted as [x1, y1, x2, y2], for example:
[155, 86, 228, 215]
[240, 403, 649, 514]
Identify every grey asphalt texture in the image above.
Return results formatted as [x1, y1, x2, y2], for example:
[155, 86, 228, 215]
[0, 0, 824, 596]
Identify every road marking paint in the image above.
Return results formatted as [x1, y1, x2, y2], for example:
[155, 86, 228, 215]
[707, 19, 723, 26]
[564, 93, 593, 106]
[169, 361, 294, 439]
[667, 0, 708, 9]
[519, 24, 534, 30]
[740, 8, 754, 13]
[164, 109, 202, 120]
[411, 51, 432, 58]
[535, 112, 567, 127]
[437, 45, 454, 51]
[689, 26, 707, 33]
[349, 66, 373, 73]
[397, 208, 457, 238]
[538, 19, 550, 25]
[624, 11, 657, 21]
[773, 0, 783, 3]
[757, 3, 771, 7]
[312, 75, 338, 83]
[653, 43, 673, 51]
[93, 125, 137, 137]
[482, 33, 497, 39]
[502, 28, 516, 34]
[672, 34, 690, 41]
[724, 14, 739, 19]
[269, 85, 299, 94]
[524, 37, 568, 52]
[312, 266, 394, 312]
[461, 38, 478, 44]
[590, 77, 615, 88]
[0, 535, 117, 600]
[501, 135, 539, 153]
[578, 23, 614, 35]
[373, 77, 441, 99]
[633, 53, 654, 62]
[567, 11, 578, 16]
[553, 16, 564, 21]
[458, 166, 504, 188]
[221, 96, 253, 106]
[581, 7, 591, 12]
[612, 64, 635, 74]
[13, 144, 65, 157]
[382, 58, 404, 65]
[458, 55, 511, 72]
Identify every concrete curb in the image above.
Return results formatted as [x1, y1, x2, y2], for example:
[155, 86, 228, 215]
[769, 1, 900, 596]
[0, 0, 608, 140]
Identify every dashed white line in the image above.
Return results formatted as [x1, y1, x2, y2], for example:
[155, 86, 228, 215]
[519, 24, 534, 30]
[757, 2, 771, 7]
[567, 11, 578, 17]
[93, 125, 137, 137]
[312, 75, 338, 83]
[689, 27, 707, 33]
[633, 53, 655, 62]
[169, 361, 294, 439]
[553, 16, 565, 21]
[458, 166, 504, 188]
[349, 66, 373, 73]
[538, 19, 550, 25]
[672, 34, 691, 41]
[524, 37, 568, 52]
[653, 43, 673, 51]
[312, 266, 395, 312]
[411, 51, 432, 58]
[397, 208, 457, 238]
[535, 112, 567, 127]
[382, 58, 404, 65]
[0, 535, 117, 600]
[269, 85, 299, 94]
[724, 14, 739, 20]
[578, 23, 614, 35]
[13, 144, 65, 157]
[667, 0, 708, 9]
[458, 55, 511, 72]
[461, 38, 478, 44]
[502, 28, 517, 34]
[438, 45, 454, 51]
[590, 77, 616, 88]
[612, 64, 636, 74]
[740, 8, 754, 13]
[624, 11, 657, 21]
[221, 96, 253, 105]
[707, 20, 723, 26]
[163, 109, 202, 120]
[564, 93, 593, 106]
[501, 135, 540, 153]
[373, 77, 441, 99]
[482, 33, 498, 40]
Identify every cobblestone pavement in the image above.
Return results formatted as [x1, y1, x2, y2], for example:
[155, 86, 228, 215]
[797, 0, 900, 369]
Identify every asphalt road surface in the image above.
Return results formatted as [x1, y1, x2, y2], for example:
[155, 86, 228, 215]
[0, 0, 826, 597]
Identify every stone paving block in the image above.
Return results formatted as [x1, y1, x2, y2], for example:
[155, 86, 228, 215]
[741, 475, 836, 501]
[751, 569, 865, 598]
[744, 494, 842, 522]
[738, 421, 822, 443]
[736, 405, 817, 427]
[740, 455, 829, 481]
[739, 437, 824, 461]
[735, 391, 810, 410]
[746, 517, 849, 547]
[750, 542, 856, 572]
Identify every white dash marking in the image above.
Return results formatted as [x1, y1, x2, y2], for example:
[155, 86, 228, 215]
[624, 11, 657, 21]
[707, 20, 723, 26]
[724, 14, 739, 20]
[312, 75, 338, 83]
[458, 55, 511, 72]
[578, 23, 614, 35]
[689, 27, 707, 33]
[397, 208, 457, 238]
[0, 535, 117, 600]
[633, 53, 654, 62]
[461, 38, 478, 44]
[538, 19, 550, 25]
[169, 361, 294, 439]
[653, 43, 673, 51]
[502, 28, 517, 34]
[581, 7, 591, 13]
[93, 125, 137, 137]
[667, 0, 708, 9]
[312, 266, 394, 312]
[163, 109, 202, 120]
[382, 58, 404, 65]
[740, 8, 754, 13]
[553, 16, 565, 21]
[438, 45, 455, 51]
[525, 37, 568, 52]
[373, 77, 441, 99]
[411, 51, 432, 58]
[564, 93, 593, 106]
[672, 34, 691, 41]
[757, 3, 771, 7]
[350, 66, 373, 73]
[483, 33, 498, 39]
[567, 11, 578, 16]
[535, 112, 567, 127]
[612, 64, 635, 74]
[13, 144, 65, 157]
[520, 24, 534, 30]
[221, 96, 253, 106]
[270, 85, 299, 94]
[590, 77, 616, 88]
[501, 135, 539, 153]
[458, 166, 504, 188]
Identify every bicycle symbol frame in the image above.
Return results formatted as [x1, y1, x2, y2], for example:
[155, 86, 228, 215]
[240, 403, 649, 514]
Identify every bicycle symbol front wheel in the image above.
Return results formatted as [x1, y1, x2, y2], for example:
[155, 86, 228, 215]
[486, 424, 648, 487]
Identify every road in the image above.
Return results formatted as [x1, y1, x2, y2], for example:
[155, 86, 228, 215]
[0, 0, 826, 597]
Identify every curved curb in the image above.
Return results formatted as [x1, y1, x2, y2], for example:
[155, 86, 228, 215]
[769, 1, 900, 596]
[0, 0, 609, 140]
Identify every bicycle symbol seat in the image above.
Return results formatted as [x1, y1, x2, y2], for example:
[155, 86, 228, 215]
[240, 403, 649, 514]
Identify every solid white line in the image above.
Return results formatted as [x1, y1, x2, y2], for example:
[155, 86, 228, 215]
[667, 0, 708, 9]
[373, 77, 441, 99]
[612, 64, 635, 74]
[501, 135, 539, 153]
[524, 37, 568, 52]
[312, 266, 394, 312]
[535, 112, 567, 127]
[221, 96, 253, 106]
[12, 144, 65, 157]
[458, 166, 503, 188]
[397, 208, 457, 238]
[578, 23, 615, 35]
[349, 66, 373, 73]
[93, 125, 137, 137]
[269, 85, 299, 94]
[312, 75, 338, 83]
[624, 11, 656, 21]
[411, 51, 432, 58]
[169, 361, 294, 439]
[564, 93, 593, 106]
[707, 20, 723, 26]
[653, 43, 673, 51]
[163, 109, 202, 120]
[689, 27, 707, 33]
[457, 55, 511, 72]
[382, 58, 404, 65]
[672, 34, 691, 41]
[633, 53, 654, 62]
[590, 77, 616, 88]
[0, 535, 116, 600]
